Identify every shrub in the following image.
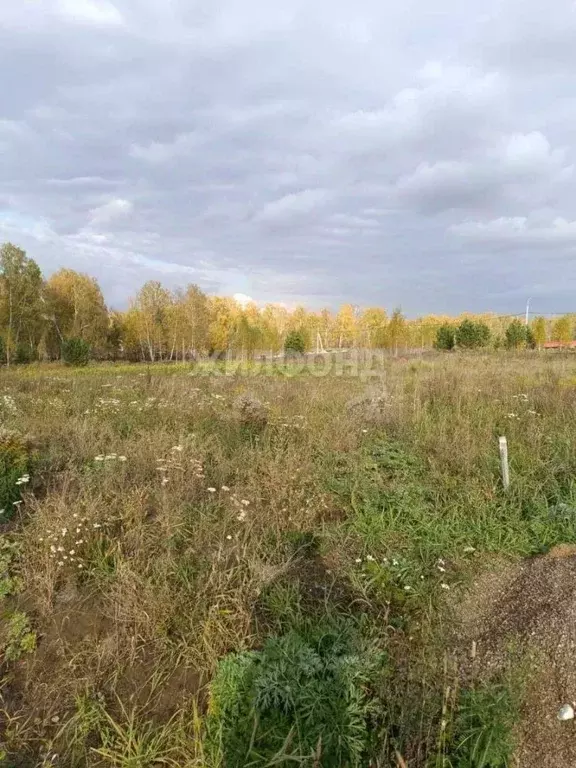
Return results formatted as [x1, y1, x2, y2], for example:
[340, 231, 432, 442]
[233, 393, 268, 430]
[206, 621, 386, 767]
[62, 337, 91, 367]
[435, 324, 456, 350]
[455, 319, 491, 349]
[13, 343, 34, 365]
[505, 319, 533, 350]
[284, 330, 306, 355]
[0, 429, 29, 521]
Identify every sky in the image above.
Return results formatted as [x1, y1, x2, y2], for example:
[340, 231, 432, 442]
[2, 0, 576, 315]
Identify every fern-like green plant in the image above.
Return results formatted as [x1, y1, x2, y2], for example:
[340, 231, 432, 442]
[206, 621, 387, 767]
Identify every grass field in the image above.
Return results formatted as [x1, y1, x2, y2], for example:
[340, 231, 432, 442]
[1, 352, 576, 766]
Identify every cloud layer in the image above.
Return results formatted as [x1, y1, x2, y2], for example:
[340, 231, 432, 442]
[2, 0, 576, 312]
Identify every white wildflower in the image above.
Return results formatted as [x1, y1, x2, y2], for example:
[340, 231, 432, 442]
[221, 485, 230, 492]
[207, 487, 217, 493]
[441, 583, 450, 590]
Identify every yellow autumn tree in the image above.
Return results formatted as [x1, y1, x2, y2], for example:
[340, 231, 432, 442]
[45, 268, 108, 356]
[531, 316, 547, 348]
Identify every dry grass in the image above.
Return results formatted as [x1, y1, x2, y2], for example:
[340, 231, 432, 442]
[1, 352, 576, 766]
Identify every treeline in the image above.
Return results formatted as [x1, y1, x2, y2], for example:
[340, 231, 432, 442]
[0, 241, 573, 364]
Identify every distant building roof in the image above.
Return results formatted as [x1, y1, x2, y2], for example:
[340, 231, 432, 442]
[543, 340, 576, 349]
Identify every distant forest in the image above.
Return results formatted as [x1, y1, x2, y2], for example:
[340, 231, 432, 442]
[0, 242, 571, 363]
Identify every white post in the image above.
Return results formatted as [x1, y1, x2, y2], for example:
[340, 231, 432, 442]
[499, 436, 510, 490]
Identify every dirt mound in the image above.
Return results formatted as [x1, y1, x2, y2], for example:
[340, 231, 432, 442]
[456, 549, 576, 767]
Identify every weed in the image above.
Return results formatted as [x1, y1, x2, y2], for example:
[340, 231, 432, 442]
[0, 430, 30, 521]
[443, 680, 519, 768]
[2, 611, 36, 662]
[206, 619, 387, 767]
[0, 538, 22, 599]
[0, 355, 573, 765]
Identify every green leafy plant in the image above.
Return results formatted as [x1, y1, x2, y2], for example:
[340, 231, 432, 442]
[455, 320, 491, 349]
[0, 430, 29, 521]
[284, 330, 306, 355]
[505, 319, 534, 350]
[435, 325, 456, 351]
[206, 621, 386, 767]
[2, 611, 37, 662]
[0, 537, 22, 599]
[62, 337, 91, 367]
[446, 681, 518, 768]
[13, 343, 34, 365]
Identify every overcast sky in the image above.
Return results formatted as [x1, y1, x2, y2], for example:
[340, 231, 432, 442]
[2, 0, 576, 314]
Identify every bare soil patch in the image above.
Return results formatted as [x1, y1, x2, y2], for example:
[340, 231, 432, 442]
[456, 550, 576, 767]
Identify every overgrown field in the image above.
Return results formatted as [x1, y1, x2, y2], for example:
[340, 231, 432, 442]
[1, 353, 576, 767]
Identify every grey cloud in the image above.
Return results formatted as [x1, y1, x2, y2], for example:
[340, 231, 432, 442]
[450, 217, 576, 245]
[2, 0, 576, 314]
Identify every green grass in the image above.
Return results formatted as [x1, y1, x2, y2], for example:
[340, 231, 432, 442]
[444, 679, 520, 768]
[0, 352, 573, 765]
